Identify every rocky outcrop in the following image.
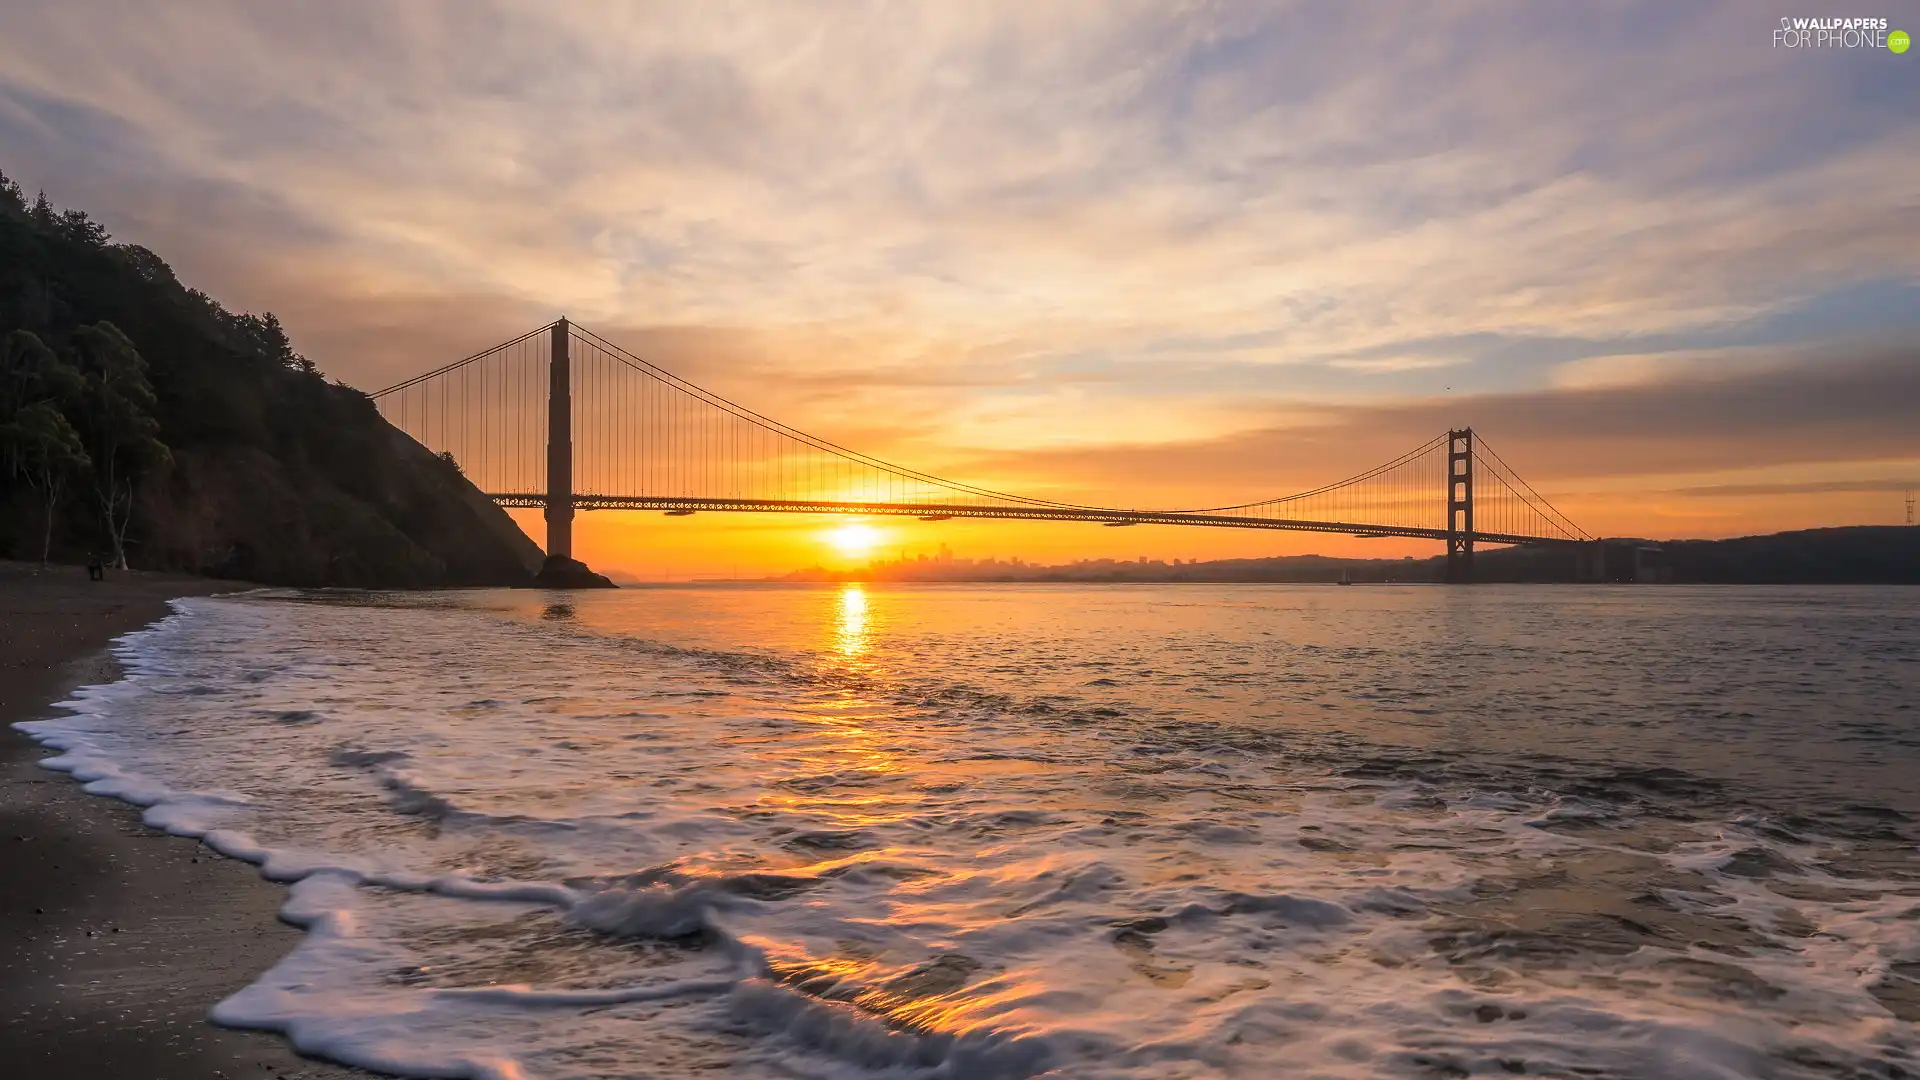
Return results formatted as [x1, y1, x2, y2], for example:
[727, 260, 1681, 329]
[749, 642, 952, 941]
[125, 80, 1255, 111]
[528, 555, 617, 589]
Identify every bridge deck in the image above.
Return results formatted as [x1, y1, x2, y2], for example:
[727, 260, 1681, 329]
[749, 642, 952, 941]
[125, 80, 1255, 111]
[484, 494, 1578, 548]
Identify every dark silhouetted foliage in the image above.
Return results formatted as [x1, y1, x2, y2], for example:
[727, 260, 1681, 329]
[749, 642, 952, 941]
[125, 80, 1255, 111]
[0, 169, 539, 585]
[0, 327, 90, 562]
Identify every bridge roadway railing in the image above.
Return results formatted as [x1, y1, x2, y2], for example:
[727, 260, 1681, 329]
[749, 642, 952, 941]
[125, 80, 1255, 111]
[482, 493, 1579, 549]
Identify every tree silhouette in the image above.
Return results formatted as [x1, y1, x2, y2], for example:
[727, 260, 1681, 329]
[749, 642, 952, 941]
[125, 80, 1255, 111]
[234, 310, 319, 375]
[0, 329, 90, 563]
[70, 322, 168, 569]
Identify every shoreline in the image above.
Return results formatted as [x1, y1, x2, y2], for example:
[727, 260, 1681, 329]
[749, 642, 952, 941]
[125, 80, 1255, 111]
[0, 562, 365, 1080]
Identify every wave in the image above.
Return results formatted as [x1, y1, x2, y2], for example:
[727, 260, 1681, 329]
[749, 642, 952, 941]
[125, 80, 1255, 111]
[12, 592, 1920, 1080]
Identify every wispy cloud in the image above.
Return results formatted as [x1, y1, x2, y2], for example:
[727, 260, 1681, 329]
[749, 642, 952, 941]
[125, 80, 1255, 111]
[949, 345, 1920, 505]
[1547, 347, 1793, 390]
[0, 1, 1914, 542]
[1329, 355, 1470, 375]
[1669, 479, 1917, 499]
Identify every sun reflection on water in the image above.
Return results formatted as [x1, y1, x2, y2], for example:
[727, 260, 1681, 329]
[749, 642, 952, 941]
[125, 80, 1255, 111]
[834, 583, 869, 657]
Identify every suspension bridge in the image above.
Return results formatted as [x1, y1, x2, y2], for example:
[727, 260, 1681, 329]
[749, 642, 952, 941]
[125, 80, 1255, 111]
[369, 319, 1596, 583]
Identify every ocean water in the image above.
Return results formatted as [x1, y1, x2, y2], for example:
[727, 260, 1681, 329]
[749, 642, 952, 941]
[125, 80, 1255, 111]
[16, 583, 1920, 1080]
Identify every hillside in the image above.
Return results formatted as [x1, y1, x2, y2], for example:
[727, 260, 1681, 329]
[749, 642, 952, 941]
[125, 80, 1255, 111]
[0, 173, 541, 586]
[1655, 526, 1920, 584]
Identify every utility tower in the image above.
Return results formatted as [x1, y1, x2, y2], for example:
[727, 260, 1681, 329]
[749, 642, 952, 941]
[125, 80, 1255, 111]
[1907, 488, 1914, 527]
[1445, 428, 1474, 583]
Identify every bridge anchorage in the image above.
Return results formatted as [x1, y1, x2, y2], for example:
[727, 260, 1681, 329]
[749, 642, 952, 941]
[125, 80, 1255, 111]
[371, 320, 1594, 585]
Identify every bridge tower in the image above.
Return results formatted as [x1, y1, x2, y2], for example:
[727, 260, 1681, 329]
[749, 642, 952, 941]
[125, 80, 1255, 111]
[1445, 428, 1474, 584]
[545, 317, 573, 560]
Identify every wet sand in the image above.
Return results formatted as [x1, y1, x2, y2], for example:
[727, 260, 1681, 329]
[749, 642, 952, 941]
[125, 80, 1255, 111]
[0, 562, 365, 1079]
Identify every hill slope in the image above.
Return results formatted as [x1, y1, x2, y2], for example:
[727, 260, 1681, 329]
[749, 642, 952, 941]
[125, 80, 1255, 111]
[0, 173, 540, 586]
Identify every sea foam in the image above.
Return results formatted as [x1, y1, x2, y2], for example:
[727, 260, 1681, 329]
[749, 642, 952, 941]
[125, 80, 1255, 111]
[15, 588, 1920, 1079]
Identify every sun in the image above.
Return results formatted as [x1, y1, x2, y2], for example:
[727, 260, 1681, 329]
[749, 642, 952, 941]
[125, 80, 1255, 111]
[823, 522, 884, 560]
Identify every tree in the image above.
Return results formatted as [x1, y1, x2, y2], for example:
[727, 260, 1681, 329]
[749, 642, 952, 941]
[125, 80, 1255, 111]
[71, 322, 168, 569]
[7, 402, 90, 563]
[0, 328, 81, 427]
[0, 167, 25, 216]
[233, 310, 317, 375]
[110, 244, 179, 288]
[56, 208, 109, 247]
[0, 330, 90, 563]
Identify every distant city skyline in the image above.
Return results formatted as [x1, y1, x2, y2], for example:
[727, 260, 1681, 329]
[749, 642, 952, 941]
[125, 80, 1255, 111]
[3, 2, 1915, 576]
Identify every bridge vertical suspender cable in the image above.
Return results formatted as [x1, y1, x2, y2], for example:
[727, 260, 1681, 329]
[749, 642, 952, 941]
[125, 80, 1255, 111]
[367, 321, 1594, 580]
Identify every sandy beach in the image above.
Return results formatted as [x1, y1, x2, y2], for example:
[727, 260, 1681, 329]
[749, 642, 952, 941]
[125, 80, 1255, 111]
[0, 562, 363, 1080]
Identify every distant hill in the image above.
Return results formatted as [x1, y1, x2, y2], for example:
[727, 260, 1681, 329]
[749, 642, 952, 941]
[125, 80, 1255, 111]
[1656, 526, 1919, 584]
[781, 526, 1920, 585]
[0, 172, 541, 586]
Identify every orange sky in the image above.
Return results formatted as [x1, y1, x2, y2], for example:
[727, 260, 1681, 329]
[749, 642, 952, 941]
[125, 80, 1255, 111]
[1, 3, 1914, 579]
[522, 474, 1915, 583]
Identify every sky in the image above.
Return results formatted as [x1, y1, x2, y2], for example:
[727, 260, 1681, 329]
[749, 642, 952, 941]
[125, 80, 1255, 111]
[1, 1, 1915, 578]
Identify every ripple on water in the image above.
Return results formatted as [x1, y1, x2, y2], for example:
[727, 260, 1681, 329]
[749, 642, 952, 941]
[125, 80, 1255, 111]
[13, 586, 1920, 1080]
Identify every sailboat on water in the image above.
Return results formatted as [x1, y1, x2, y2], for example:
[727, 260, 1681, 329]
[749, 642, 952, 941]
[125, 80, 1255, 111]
[1338, 567, 1354, 586]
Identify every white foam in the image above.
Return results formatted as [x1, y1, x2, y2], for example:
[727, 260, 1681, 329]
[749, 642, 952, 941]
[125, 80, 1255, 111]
[14, 590, 1920, 1080]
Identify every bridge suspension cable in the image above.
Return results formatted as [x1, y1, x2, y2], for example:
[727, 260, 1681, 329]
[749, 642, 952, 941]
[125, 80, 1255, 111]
[368, 321, 1589, 551]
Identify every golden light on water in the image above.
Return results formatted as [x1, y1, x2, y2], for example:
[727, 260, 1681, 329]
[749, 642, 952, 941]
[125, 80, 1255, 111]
[835, 583, 869, 657]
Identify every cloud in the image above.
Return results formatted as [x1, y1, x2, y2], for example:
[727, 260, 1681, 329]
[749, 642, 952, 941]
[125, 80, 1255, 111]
[1547, 347, 1792, 390]
[948, 344, 1920, 504]
[1329, 355, 1470, 375]
[1668, 479, 1916, 499]
[0, 0, 1914, 538]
